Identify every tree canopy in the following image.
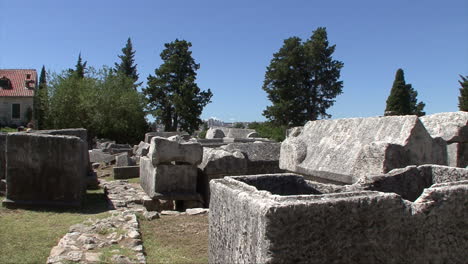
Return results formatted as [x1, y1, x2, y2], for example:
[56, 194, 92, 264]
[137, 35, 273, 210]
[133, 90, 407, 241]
[46, 67, 148, 144]
[385, 68, 425, 116]
[262, 27, 343, 127]
[143, 39, 212, 134]
[458, 75, 468, 111]
[115, 37, 141, 88]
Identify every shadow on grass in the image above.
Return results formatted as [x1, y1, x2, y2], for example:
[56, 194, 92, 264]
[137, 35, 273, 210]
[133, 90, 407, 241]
[1, 189, 111, 215]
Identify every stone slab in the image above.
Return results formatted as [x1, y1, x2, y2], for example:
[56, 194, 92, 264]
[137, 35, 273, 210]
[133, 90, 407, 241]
[134, 141, 150, 157]
[419, 111, 468, 142]
[89, 149, 115, 164]
[4, 133, 86, 207]
[139, 157, 198, 200]
[115, 152, 135, 167]
[280, 116, 446, 183]
[222, 142, 283, 175]
[148, 136, 203, 165]
[145, 132, 189, 143]
[113, 166, 140, 179]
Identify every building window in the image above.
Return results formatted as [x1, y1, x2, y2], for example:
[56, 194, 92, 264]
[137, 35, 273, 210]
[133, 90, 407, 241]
[26, 74, 31, 79]
[12, 104, 20, 119]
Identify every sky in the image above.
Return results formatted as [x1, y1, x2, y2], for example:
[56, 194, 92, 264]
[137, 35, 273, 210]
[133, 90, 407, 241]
[1, 0, 467, 122]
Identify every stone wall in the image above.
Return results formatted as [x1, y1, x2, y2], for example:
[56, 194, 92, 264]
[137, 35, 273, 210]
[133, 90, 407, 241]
[419, 111, 468, 167]
[3, 133, 86, 207]
[206, 127, 256, 139]
[209, 173, 468, 264]
[280, 116, 446, 184]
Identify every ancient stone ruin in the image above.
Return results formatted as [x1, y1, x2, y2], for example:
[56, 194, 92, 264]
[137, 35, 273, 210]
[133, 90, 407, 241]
[139, 136, 203, 208]
[280, 115, 446, 184]
[209, 112, 468, 264]
[2, 129, 90, 207]
[209, 172, 467, 263]
[420, 111, 468, 167]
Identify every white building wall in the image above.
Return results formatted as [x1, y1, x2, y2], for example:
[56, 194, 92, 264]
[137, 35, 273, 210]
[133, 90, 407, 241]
[0, 97, 34, 126]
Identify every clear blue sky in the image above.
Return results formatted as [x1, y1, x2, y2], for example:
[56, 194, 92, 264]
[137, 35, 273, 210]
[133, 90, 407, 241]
[1, 0, 467, 122]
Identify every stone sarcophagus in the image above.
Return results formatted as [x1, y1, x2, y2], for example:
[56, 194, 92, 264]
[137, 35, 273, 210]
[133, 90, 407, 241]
[209, 172, 468, 264]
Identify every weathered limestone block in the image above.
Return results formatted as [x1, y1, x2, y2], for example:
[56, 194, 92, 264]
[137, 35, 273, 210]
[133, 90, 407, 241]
[145, 131, 189, 143]
[134, 141, 150, 157]
[113, 166, 139, 179]
[205, 128, 225, 139]
[116, 152, 135, 167]
[4, 133, 86, 207]
[89, 149, 115, 164]
[419, 111, 468, 142]
[139, 157, 198, 200]
[223, 128, 256, 139]
[280, 116, 446, 183]
[222, 142, 283, 175]
[199, 148, 247, 176]
[148, 136, 203, 165]
[0, 132, 6, 180]
[418, 164, 468, 184]
[247, 132, 259, 138]
[209, 174, 468, 264]
[198, 147, 247, 206]
[446, 142, 468, 167]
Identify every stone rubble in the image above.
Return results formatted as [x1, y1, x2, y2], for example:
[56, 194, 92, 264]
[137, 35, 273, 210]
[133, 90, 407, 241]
[47, 211, 146, 264]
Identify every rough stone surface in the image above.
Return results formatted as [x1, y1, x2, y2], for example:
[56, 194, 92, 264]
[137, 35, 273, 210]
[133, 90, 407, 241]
[89, 149, 115, 164]
[148, 136, 203, 166]
[209, 174, 468, 264]
[134, 141, 150, 157]
[419, 111, 468, 142]
[140, 156, 199, 200]
[222, 142, 283, 175]
[0, 132, 6, 180]
[113, 166, 140, 180]
[198, 147, 247, 206]
[4, 133, 86, 207]
[280, 116, 447, 183]
[144, 131, 188, 143]
[47, 211, 146, 264]
[0, 179, 5, 196]
[101, 179, 172, 213]
[205, 128, 225, 139]
[116, 152, 135, 167]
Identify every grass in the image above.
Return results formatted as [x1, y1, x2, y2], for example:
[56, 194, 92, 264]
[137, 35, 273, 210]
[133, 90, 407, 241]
[140, 214, 209, 264]
[97, 165, 141, 184]
[0, 189, 110, 264]
[0, 127, 16, 133]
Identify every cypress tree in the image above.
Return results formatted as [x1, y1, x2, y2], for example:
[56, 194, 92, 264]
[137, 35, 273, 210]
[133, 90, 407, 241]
[458, 75, 468, 111]
[34, 65, 48, 129]
[71, 53, 87, 78]
[385, 69, 425, 116]
[115, 37, 141, 88]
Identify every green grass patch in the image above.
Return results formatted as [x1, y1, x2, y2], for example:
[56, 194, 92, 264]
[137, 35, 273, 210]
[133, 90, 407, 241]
[0, 127, 16, 133]
[98, 244, 139, 263]
[140, 214, 209, 264]
[0, 189, 110, 264]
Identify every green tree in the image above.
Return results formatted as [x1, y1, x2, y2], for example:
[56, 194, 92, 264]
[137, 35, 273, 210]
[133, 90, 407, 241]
[47, 67, 148, 144]
[385, 69, 425, 116]
[233, 122, 245, 129]
[248, 121, 286, 142]
[458, 75, 468, 111]
[68, 53, 87, 78]
[34, 65, 49, 129]
[263, 27, 343, 127]
[115, 37, 141, 88]
[143, 39, 213, 134]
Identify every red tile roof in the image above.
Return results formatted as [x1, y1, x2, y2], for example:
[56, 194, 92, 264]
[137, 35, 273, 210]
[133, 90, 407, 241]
[0, 69, 37, 97]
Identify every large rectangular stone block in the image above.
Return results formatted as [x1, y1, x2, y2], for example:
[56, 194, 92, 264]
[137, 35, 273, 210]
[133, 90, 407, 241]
[113, 166, 139, 179]
[148, 136, 202, 165]
[209, 174, 468, 264]
[3, 133, 86, 207]
[145, 132, 188, 143]
[280, 116, 447, 183]
[140, 156, 198, 200]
